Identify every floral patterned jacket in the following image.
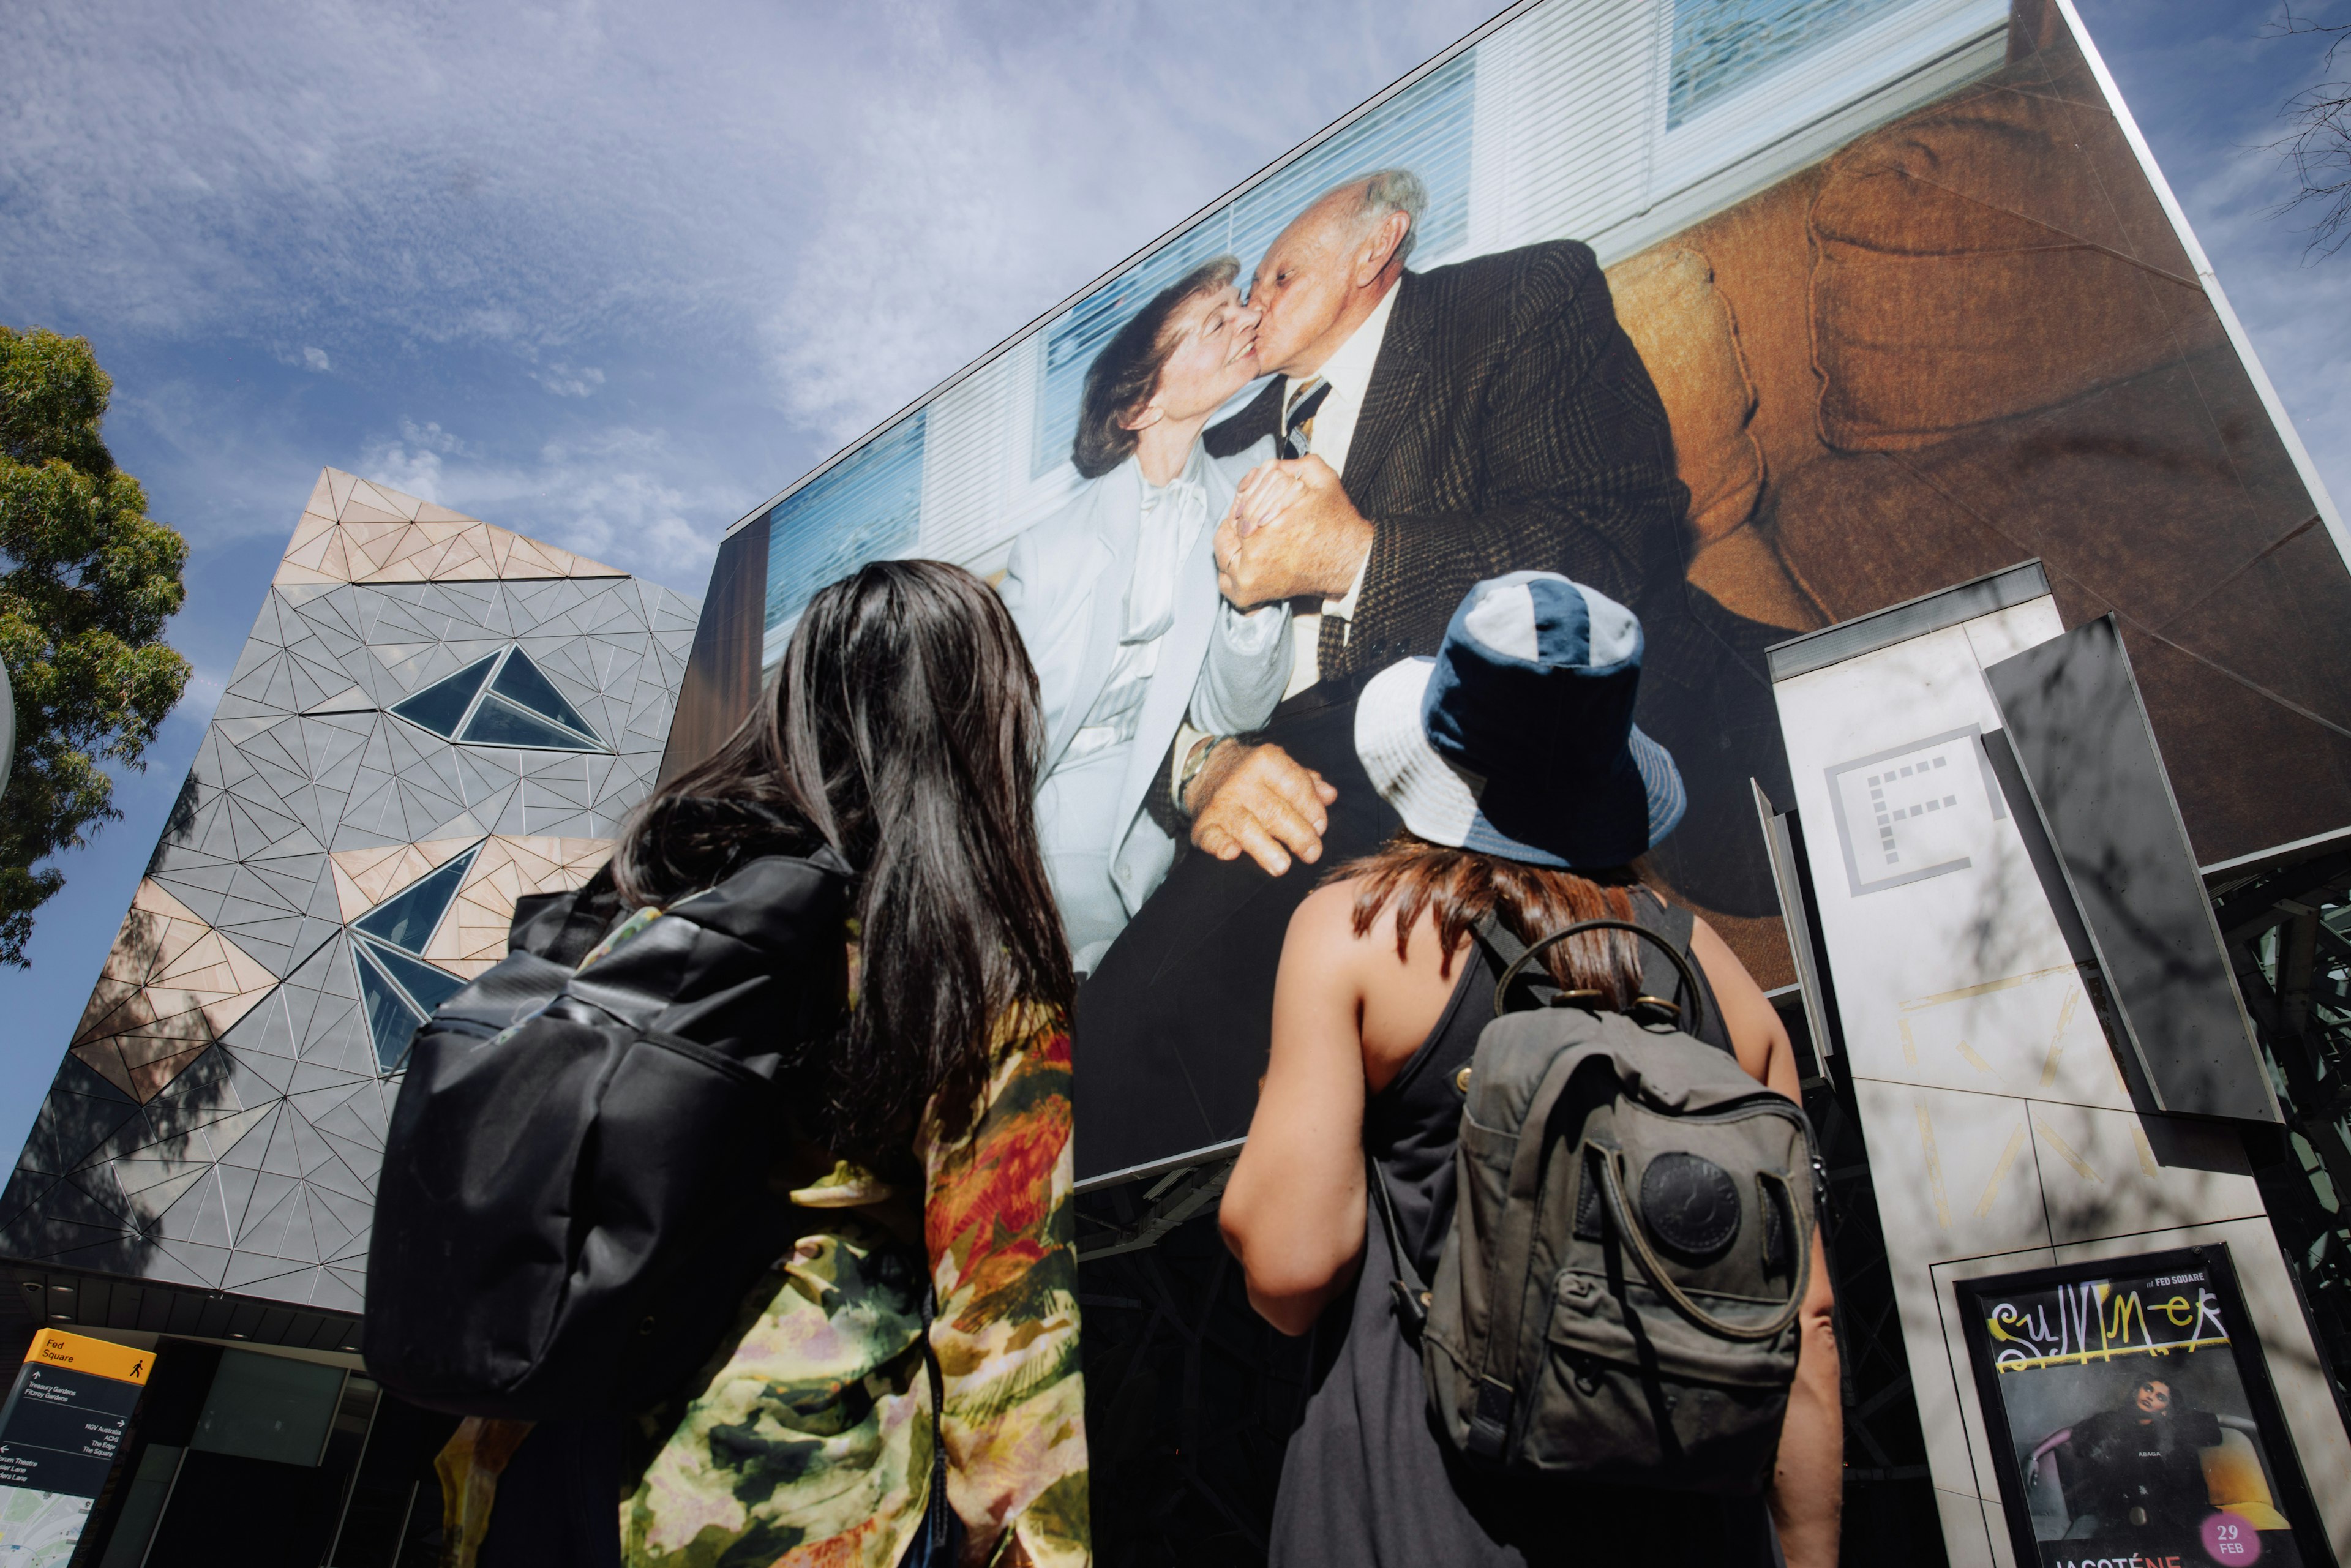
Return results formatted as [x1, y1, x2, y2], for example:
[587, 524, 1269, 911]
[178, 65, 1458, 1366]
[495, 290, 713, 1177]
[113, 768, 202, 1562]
[440, 1002, 1089, 1568]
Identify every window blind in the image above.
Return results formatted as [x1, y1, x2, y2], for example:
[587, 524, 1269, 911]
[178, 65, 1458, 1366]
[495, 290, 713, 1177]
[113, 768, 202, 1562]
[762, 410, 928, 650]
[1668, 0, 1899, 126]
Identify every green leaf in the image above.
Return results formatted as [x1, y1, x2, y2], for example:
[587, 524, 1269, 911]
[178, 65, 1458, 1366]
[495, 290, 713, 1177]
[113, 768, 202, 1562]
[0, 326, 191, 966]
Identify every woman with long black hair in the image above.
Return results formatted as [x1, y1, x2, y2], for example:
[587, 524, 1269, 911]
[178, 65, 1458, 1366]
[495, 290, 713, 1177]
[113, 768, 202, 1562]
[604, 559, 1090, 1566]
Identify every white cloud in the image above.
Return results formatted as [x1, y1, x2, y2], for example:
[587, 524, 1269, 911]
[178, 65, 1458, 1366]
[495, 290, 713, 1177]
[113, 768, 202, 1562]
[2074, 0, 2351, 515]
[357, 418, 746, 588]
[361, 441, 444, 505]
[2, 0, 1507, 631]
[171, 670, 228, 732]
[359, 419, 466, 503]
[532, 362, 605, 398]
[0, 0, 1499, 448]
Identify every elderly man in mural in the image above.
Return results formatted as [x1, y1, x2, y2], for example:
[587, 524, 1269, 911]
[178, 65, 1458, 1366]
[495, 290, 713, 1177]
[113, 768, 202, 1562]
[1077, 167, 1793, 1163]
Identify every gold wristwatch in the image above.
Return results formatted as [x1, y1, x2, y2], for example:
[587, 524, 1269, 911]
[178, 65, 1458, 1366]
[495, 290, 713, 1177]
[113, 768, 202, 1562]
[1177, 735, 1227, 817]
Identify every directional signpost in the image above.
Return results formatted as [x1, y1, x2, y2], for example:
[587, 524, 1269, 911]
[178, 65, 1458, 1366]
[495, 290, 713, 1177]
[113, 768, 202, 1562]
[0, 1329, 151, 1566]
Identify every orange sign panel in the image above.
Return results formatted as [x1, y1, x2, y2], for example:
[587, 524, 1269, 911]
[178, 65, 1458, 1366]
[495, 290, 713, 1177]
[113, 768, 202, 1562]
[23, 1329, 151, 1386]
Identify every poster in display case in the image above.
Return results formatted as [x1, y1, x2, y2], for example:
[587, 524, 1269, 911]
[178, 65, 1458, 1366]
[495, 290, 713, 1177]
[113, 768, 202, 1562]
[1955, 1246, 2334, 1568]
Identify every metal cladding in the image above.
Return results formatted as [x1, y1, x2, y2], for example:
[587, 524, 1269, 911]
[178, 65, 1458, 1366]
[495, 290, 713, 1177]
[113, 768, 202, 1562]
[0, 469, 696, 1317]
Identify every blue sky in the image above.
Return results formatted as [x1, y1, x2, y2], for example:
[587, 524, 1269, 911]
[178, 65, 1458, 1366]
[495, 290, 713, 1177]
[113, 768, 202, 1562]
[0, 0, 2345, 1160]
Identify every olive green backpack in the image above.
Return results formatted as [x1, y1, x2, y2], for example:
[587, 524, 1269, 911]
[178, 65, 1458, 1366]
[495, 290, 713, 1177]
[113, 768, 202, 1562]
[1371, 916, 1823, 1494]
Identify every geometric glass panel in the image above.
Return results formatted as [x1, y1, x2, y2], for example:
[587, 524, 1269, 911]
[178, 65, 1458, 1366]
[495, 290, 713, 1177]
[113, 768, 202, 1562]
[490, 647, 600, 743]
[353, 844, 479, 954]
[353, 943, 429, 1072]
[360, 939, 468, 1018]
[388, 651, 499, 737]
[460, 693, 599, 751]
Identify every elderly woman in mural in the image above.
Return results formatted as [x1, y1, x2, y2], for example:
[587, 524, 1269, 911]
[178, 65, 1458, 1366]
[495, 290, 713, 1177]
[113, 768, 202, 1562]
[999, 257, 1294, 975]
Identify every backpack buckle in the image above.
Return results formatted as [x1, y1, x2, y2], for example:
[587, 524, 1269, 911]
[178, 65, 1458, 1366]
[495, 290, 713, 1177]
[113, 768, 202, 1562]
[1389, 1279, 1429, 1343]
[1628, 994, 1683, 1024]
[1466, 1378, 1515, 1460]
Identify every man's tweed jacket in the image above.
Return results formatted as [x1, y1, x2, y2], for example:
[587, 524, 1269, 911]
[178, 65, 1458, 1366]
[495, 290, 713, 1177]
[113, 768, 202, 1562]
[1205, 239, 1693, 678]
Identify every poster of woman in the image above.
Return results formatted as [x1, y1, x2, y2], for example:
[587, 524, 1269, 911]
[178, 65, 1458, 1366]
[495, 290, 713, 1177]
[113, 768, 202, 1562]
[1955, 1247, 2331, 1568]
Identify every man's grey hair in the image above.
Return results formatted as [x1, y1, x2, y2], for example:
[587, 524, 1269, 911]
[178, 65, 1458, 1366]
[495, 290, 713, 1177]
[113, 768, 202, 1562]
[1351, 167, 1427, 268]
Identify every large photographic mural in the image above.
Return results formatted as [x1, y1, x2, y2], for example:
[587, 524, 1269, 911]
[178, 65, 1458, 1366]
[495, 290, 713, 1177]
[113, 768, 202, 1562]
[665, 0, 2349, 1182]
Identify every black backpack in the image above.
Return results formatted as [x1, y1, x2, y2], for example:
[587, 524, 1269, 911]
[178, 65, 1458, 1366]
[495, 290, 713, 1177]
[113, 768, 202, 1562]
[1374, 914, 1822, 1493]
[363, 850, 851, 1419]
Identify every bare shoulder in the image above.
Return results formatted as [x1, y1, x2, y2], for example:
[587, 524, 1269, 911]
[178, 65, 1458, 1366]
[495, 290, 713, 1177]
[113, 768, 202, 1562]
[1270, 880, 1379, 1062]
[1285, 879, 1369, 962]
[1685, 915, 1753, 991]
[1686, 913, 1793, 1091]
[1280, 878, 1408, 1019]
[1687, 913, 1774, 1017]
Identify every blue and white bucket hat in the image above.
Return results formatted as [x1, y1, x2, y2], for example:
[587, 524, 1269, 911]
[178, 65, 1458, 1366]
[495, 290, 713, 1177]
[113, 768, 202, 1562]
[1353, 571, 1686, 869]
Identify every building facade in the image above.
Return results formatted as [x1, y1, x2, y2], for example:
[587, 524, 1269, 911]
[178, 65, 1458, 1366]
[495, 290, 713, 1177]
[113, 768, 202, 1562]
[0, 471, 694, 1564]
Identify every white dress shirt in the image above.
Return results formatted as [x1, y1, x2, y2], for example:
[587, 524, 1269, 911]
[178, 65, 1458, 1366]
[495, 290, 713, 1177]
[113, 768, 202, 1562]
[1282, 277, 1398, 696]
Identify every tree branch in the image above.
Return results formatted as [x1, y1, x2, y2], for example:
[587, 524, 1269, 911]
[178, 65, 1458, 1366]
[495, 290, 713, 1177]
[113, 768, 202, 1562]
[2268, 6, 2351, 258]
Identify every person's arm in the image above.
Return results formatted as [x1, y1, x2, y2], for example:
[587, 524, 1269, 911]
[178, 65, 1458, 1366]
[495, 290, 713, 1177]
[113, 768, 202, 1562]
[1689, 917, 1842, 1568]
[918, 1004, 1090, 1566]
[1188, 595, 1293, 738]
[1221, 883, 1373, 1335]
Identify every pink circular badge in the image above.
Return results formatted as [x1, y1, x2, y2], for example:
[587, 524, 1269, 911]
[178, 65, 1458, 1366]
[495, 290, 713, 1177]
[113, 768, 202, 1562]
[2202, 1512, 2261, 1565]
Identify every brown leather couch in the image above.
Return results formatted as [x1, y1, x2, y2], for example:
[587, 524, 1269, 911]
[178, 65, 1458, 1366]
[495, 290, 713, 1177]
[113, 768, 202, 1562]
[1605, 17, 2351, 877]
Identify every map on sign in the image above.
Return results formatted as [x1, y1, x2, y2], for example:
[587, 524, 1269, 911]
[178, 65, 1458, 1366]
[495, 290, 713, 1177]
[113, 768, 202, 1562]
[0, 1484, 94, 1567]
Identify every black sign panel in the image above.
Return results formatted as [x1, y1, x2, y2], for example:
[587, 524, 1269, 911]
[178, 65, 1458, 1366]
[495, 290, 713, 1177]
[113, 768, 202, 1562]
[1985, 617, 2278, 1123]
[0, 1361, 143, 1500]
[1954, 1245, 2335, 1568]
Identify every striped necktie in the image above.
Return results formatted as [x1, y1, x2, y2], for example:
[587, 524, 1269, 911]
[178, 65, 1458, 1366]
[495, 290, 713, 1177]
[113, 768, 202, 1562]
[1280, 379, 1331, 460]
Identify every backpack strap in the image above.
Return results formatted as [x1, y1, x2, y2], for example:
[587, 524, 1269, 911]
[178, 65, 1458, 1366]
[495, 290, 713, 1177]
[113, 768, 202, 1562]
[1589, 1142, 1812, 1342]
[1482, 896, 1703, 1034]
[1462, 1043, 1588, 1458]
[1632, 893, 1699, 1029]
[508, 861, 624, 967]
[1366, 1153, 1429, 1343]
[1469, 914, 1558, 1012]
[1490, 918, 1708, 1039]
[547, 862, 624, 969]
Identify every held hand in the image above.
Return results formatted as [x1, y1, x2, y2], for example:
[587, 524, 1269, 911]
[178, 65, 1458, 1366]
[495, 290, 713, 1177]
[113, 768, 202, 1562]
[1186, 741, 1340, 877]
[1213, 456, 1374, 610]
[1229, 460, 1305, 536]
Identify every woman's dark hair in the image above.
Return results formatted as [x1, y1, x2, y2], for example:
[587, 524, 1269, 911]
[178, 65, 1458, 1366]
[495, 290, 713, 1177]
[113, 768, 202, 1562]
[1330, 834, 1648, 1009]
[613, 558, 1073, 1147]
[1070, 254, 1241, 479]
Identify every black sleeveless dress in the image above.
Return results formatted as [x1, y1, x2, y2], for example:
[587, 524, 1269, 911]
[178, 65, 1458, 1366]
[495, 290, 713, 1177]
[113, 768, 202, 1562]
[1267, 890, 1782, 1567]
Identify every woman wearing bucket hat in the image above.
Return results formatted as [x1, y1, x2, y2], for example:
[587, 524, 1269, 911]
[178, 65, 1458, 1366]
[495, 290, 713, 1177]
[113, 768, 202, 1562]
[1221, 571, 1842, 1567]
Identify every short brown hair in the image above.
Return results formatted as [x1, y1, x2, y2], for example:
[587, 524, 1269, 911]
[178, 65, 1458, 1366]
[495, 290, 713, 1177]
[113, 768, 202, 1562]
[1333, 833, 1648, 1007]
[1071, 255, 1240, 479]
